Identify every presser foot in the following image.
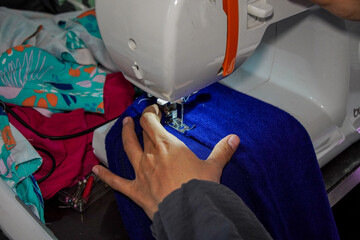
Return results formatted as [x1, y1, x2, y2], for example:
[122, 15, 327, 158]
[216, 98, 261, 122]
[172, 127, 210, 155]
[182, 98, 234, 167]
[157, 97, 195, 133]
[167, 117, 194, 133]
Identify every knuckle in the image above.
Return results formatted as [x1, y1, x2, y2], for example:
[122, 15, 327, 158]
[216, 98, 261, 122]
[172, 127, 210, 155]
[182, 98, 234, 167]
[143, 153, 156, 167]
[145, 152, 154, 161]
[95, 169, 104, 179]
[123, 138, 130, 149]
[157, 138, 170, 150]
[156, 137, 179, 152]
[218, 143, 230, 154]
[108, 177, 121, 188]
[217, 143, 233, 158]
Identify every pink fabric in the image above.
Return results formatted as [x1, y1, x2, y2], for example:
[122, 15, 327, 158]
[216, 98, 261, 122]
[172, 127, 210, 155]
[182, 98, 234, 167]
[8, 73, 135, 199]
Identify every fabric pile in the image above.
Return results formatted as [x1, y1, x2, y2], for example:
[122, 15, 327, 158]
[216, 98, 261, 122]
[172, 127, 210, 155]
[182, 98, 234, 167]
[0, 7, 135, 221]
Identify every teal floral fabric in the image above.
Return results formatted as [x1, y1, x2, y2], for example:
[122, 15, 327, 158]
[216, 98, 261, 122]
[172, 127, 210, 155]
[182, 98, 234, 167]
[0, 8, 121, 113]
[0, 107, 44, 222]
[0, 45, 106, 113]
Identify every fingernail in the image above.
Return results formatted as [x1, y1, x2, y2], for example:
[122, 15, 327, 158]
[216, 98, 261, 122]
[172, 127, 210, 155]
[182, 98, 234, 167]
[228, 135, 240, 151]
[123, 117, 129, 125]
[92, 166, 99, 175]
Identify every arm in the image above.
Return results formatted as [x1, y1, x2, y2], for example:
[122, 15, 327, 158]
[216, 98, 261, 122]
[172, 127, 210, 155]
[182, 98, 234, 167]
[152, 179, 272, 240]
[311, 0, 360, 20]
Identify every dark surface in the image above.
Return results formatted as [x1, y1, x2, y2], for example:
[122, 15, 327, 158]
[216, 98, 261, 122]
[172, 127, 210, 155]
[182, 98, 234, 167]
[321, 141, 360, 193]
[332, 184, 360, 240]
[0, 0, 76, 13]
[0, 229, 9, 240]
[43, 178, 360, 240]
[320, 140, 360, 239]
[45, 190, 129, 240]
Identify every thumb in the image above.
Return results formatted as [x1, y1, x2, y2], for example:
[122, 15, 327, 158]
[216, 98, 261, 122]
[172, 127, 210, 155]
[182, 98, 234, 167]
[206, 135, 240, 168]
[92, 165, 133, 197]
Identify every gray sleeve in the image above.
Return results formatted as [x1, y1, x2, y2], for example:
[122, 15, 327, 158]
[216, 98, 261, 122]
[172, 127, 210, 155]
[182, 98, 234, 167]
[151, 179, 272, 240]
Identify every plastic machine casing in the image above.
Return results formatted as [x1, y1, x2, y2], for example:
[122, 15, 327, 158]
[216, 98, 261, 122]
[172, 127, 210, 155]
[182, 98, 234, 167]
[96, 0, 312, 101]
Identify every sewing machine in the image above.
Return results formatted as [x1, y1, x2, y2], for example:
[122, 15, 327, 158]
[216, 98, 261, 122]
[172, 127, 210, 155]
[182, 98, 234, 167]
[95, 0, 360, 169]
[94, 0, 360, 205]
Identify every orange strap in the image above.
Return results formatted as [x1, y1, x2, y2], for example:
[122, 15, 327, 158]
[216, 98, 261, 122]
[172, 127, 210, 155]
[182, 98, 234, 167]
[222, 0, 239, 76]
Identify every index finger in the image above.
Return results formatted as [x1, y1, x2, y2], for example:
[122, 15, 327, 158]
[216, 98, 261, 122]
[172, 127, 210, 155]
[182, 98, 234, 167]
[140, 104, 169, 143]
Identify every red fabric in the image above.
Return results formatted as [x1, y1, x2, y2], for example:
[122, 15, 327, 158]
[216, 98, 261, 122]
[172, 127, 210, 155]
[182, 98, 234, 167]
[8, 73, 135, 199]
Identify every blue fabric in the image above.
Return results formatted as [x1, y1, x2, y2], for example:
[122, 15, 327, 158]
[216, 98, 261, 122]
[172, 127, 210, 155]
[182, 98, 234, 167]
[106, 83, 339, 240]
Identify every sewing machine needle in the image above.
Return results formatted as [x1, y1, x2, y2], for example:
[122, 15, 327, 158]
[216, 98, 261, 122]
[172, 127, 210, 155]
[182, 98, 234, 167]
[180, 102, 184, 127]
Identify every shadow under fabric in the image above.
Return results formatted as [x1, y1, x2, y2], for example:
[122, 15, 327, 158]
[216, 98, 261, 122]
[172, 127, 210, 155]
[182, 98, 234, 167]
[106, 83, 339, 240]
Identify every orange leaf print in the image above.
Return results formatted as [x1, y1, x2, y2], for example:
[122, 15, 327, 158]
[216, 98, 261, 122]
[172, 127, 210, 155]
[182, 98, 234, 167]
[22, 96, 37, 106]
[69, 68, 81, 77]
[1, 125, 16, 150]
[14, 45, 25, 52]
[37, 98, 48, 108]
[84, 66, 96, 74]
[96, 102, 104, 113]
[46, 93, 58, 107]
[77, 9, 96, 19]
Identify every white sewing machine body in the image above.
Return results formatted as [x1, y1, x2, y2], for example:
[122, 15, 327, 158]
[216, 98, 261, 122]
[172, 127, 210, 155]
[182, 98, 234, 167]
[96, 0, 360, 168]
[96, 0, 313, 102]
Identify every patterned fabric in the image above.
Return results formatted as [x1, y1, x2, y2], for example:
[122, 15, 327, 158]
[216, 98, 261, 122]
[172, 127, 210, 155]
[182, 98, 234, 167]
[15, 175, 45, 223]
[0, 7, 118, 71]
[0, 108, 19, 187]
[0, 7, 121, 113]
[0, 45, 106, 113]
[0, 106, 44, 222]
[66, 31, 87, 50]
[9, 72, 135, 199]
[75, 9, 102, 39]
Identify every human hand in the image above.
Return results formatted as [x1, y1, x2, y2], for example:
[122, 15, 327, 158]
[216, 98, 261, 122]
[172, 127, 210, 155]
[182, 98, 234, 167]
[92, 104, 240, 219]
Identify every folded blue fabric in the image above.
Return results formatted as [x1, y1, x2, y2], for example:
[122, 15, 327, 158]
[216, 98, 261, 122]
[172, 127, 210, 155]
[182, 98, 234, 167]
[106, 83, 339, 240]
